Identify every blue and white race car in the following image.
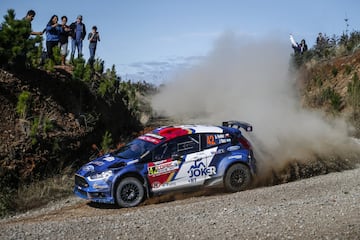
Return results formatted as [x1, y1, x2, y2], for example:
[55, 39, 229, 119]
[74, 121, 257, 207]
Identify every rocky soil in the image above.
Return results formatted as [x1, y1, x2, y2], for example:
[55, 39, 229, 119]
[1, 165, 359, 240]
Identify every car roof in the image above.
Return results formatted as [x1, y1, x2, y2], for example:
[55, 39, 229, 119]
[138, 125, 230, 144]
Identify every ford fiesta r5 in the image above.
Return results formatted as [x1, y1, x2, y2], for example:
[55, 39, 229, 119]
[74, 120, 257, 208]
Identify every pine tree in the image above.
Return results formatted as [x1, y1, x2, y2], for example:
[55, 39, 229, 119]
[0, 9, 41, 70]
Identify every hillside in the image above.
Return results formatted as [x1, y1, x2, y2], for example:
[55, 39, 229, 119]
[298, 50, 360, 134]
[0, 66, 144, 214]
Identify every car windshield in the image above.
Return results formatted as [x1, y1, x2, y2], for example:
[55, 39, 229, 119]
[114, 139, 155, 159]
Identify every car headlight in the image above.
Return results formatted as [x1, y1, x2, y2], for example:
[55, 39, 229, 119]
[88, 170, 113, 181]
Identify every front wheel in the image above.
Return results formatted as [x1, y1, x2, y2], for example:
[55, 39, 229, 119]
[224, 164, 251, 192]
[115, 177, 144, 208]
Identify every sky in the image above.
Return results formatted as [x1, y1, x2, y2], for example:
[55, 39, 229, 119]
[1, 0, 360, 84]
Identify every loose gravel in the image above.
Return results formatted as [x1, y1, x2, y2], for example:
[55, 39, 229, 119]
[1, 167, 359, 240]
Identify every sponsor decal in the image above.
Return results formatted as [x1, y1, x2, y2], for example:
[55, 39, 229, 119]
[188, 178, 197, 183]
[207, 134, 231, 146]
[144, 133, 164, 139]
[151, 181, 161, 189]
[138, 135, 162, 144]
[229, 155, 243, 159]
[161, 182, 176, 187]
[148, 160, 179, 176]
[187, 161, 216, 178]
[103, 156, 115, 162]
[82, 165, 94, 172]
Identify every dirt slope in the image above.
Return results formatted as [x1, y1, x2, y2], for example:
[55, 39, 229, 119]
[0, 67, 140, 191]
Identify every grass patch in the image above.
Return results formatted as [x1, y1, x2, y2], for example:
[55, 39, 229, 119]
[13, 171, 74, 214]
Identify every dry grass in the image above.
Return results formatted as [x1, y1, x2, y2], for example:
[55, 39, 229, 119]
[14, 171, 74, 212]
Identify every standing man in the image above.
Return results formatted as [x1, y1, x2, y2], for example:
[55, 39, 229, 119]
[23, 10, 43, 37]
[69, 15, 86, 61]
[88, 25, 100, 65]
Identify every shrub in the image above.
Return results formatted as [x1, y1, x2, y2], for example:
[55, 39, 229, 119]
[348, 72, 360, 115]
[321, 87, 342, 111]
[16, 91, 31, 119]
[331, 67, 338, 77]
[101, 131, 113, 153]
[344, 65, 352, 75]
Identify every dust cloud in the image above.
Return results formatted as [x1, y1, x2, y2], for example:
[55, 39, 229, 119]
[151, 32, 360, 177]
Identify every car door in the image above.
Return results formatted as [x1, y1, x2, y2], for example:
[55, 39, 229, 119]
[147, 134, 204, 192]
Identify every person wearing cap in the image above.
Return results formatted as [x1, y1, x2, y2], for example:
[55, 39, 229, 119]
[69, 15, 86, 61]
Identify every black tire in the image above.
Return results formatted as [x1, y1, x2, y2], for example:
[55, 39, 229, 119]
[224, 163, 251, 192]
[115, 177, 144, 208]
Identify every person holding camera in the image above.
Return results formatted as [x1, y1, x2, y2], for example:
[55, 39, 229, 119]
[45, 15, 62, 61]
[88, 25, 100, 65]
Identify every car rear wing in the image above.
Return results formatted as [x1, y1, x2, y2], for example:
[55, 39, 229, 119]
[222, 120, 253, 132]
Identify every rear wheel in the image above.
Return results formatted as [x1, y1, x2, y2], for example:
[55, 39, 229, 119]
[224, 164, 251, 192]
[115, 177, 144, 208]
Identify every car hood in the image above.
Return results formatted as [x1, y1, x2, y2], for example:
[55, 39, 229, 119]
[77, 154, 137, 176]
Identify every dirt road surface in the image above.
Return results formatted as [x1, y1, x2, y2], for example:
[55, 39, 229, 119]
[1, 165, 359, 240]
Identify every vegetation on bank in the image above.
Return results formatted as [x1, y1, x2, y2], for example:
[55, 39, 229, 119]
[291, 29, 360, 133]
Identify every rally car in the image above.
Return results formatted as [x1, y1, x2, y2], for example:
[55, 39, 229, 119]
[74, 120, 257, 208]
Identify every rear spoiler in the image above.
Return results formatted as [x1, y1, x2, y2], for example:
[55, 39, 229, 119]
[222, 120, 253, 132]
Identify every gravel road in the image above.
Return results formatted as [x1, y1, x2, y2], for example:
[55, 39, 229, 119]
[1, 166, 359, 240]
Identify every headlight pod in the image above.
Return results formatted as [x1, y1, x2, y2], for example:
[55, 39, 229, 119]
[88, 170, 113, 181]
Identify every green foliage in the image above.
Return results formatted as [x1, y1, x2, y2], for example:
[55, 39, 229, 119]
[347, 72, 360, 114]
[30, 116, 53, 145]
[0, 9, 42, 69]
[98, 65, 117, 97]
[44, 46, 62, 70]
[344, 65, 352, 75]
[52, 46, 61, 65]
[93, 58, 105, 74]
[16, 91, 31, 119]
[30, 117, 40, 145]
[331, 67, 338, 77]
[101, 131, 113, 153]
[72, 57, 87, 80]
[27, 41, 44, 68]
[313, 75, 323, 88]
[44, 58, 55, 72]
[339, 31, 360, 53]
[320, 87, 342, 111]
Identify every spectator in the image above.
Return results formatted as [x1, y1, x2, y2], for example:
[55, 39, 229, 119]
[290, 34, 307, 54]
[316, 32, 325, 46]
[88, 25, 100, 65]
[69, 15, 86, 61]
[299, 39, 308, 53]
[59, 16, 71, 65]
[23, 9, 43, 37]
[45, 15, 62, 61]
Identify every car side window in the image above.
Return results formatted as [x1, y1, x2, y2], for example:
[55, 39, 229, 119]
[153, 142, 176, 161]
[176, 134, 200, 156]
[152, 134, 200, 161]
